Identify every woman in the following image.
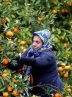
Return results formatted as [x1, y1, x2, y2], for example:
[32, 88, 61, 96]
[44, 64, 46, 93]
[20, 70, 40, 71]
[7, 29, 64, 97]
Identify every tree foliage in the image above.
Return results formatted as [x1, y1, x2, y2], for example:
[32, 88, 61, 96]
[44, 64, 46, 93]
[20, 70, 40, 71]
[0, 0, 72, 96]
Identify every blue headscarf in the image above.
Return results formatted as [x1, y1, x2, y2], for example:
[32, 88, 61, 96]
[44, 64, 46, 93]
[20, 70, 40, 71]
[33, 29, 52, 50]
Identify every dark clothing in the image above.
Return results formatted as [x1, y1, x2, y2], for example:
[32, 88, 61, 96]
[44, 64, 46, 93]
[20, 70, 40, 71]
[21, 49, 63, 91]
[29, 86, 52, 97]
[8, 49, 64, 96]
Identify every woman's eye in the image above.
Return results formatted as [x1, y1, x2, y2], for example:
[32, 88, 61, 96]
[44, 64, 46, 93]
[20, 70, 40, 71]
[36, 41, 40, 44]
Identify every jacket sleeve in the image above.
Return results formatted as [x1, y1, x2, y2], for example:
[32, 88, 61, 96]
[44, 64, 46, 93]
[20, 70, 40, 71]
[7, 50, 56, 69]
[19, 51, 56, 67]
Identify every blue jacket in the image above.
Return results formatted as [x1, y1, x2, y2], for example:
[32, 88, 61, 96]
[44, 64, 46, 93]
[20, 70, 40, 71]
[21, 49, 64, 92]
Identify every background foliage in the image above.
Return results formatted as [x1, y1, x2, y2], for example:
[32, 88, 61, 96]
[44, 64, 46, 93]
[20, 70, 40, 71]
[0, 0, 72, 97]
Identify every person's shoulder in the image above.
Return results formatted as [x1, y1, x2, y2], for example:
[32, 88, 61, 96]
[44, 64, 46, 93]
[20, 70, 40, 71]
[43, 49, 53, 53]
[43, 49, 54, 57]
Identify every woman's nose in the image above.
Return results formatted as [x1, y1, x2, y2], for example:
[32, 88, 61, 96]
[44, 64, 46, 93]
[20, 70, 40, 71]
[32, 42, 37, 47]
[32, 42, 36, 46]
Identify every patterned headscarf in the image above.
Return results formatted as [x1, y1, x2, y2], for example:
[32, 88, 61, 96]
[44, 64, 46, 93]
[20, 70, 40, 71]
[33, 29, 52, 50]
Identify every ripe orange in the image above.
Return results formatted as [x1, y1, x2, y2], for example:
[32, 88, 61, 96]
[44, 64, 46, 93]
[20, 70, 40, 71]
[61, 9, 66, 14]
[57, 67, 63, 73]
[3, 92, 9, 97]
[54, 93, 62, 97]
[2, 58, 9, 66]
[64, 65, 70, 71]
[7, 86, 12, 91]
[64, 72, 69, 78]
[14, 27, 19, 33]
[6, 31, 14, 37]
[52, 9, 57, 14]
[12, 89, 18, 96]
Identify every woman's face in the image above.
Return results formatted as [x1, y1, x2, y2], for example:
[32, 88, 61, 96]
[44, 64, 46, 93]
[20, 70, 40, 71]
[32, 35, 43, 50]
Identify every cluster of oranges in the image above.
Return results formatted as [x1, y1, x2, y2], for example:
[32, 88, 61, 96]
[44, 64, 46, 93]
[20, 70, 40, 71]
[1, 73, 19, 97]
[2, 79, 19, 97]
[57, 64, 72, 95]
[1, 58, 19, 97]
[5, 27, 19, 37]
[57, 64, 70, 78]
[1, 16, 19, 37]
[52, 9, 70, 14]
[3, 87, 19, 97]
[37, 7, 70, 23]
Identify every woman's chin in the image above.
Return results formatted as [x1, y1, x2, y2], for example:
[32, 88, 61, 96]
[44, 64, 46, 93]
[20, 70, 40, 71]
[33, 48, 41, 51]
[33, 48, 38, 50]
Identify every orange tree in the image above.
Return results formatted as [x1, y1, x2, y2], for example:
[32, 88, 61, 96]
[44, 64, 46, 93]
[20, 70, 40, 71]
[0, 0, 72, 96]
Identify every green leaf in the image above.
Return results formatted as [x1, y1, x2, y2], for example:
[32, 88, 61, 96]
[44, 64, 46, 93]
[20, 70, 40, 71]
[0, 77, 6, 92]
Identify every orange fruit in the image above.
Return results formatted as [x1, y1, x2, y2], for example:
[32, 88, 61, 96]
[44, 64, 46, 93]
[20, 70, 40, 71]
[12, 78, 18, 83]
[7, 86, 12, 91]
[67, 88, 72, 92]
[61, 9, 66, 14]
[6, 31, 14, 37]
[4, 0, 12, 2]
[52, 9, 57, 14]
[64, 72, 69, 78]
[63, 43, 69, 47]
[2, 72, 9, 78]
[12, 89, 18, 96]
[64, 65, 70, 71]
[2, 58, 9, 66]
[38, 17, 42, 21]
[61, 9, 69, 14]
[14, 27, 19, 33]
[3, 92, 9, 97]
[54, 93, 62, 97]
[19, 40, 26, 45]
[57, 67, 63, 73]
